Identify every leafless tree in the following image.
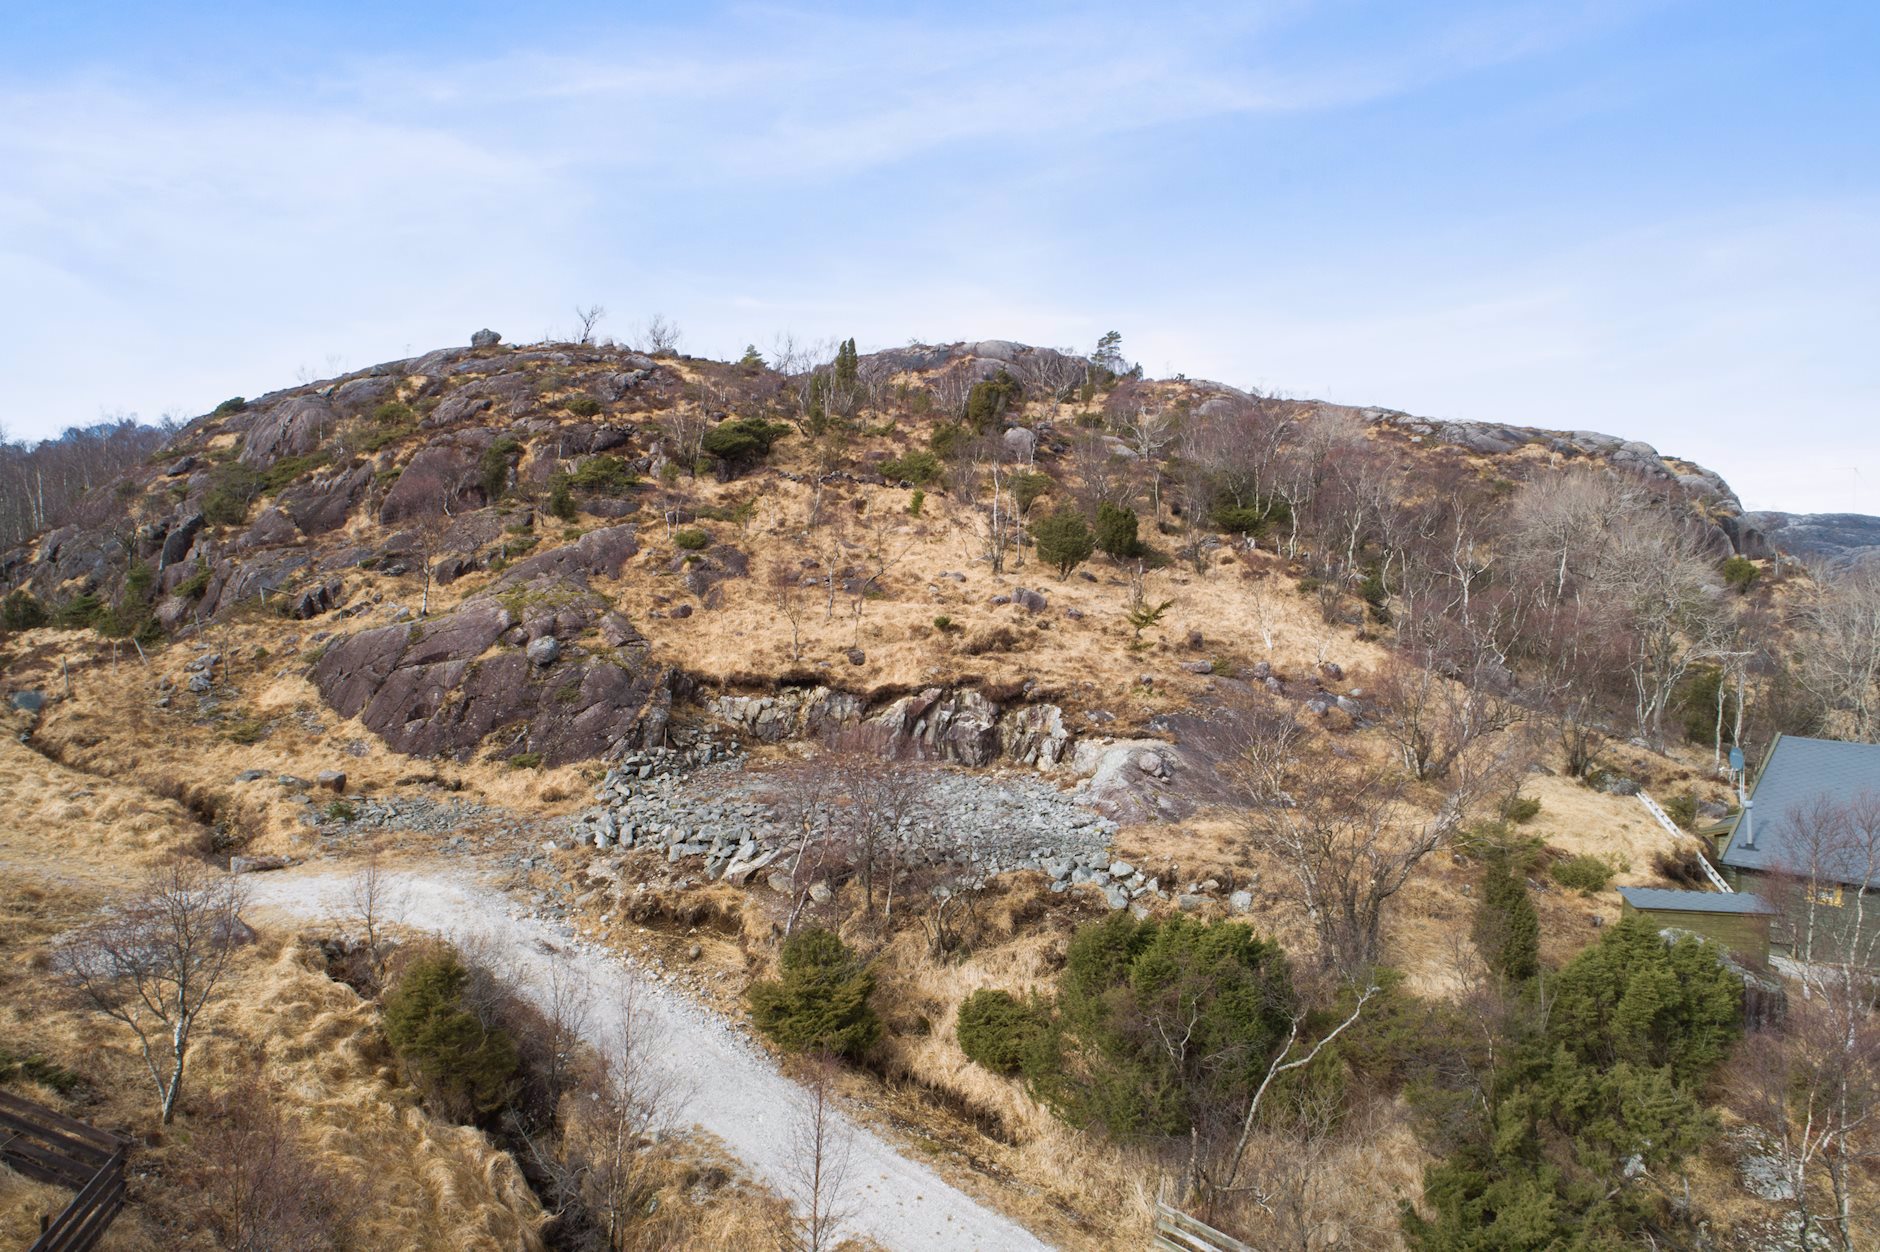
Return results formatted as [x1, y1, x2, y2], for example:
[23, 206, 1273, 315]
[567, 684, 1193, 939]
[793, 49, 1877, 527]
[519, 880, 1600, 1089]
[574, 304, 608, 345]
[846, 503, 917, 647]
[1503, 467, 1639, 608]
[0, 415, 177, 549]
[1370, 653, 1523, 782]
[347, 847, 405, 979]
[1205, 698, 1514, 977]
[928, 363, 975, 420]
[1797, 565, 1880, 743]
[1015, 346, 1087, 401]
[764, 757, 846, 934]
[779, 1055, 856, 1252]
[57, 860, 249, 1123]
[1067, 426, 1140, 516]
[660, 403, 713, 478]
[1115, 400, 1179, 524]
[563, 981, 686, 1250]
[1597, 508, 1729, 747]
[1737, 794, 1880, 1250]
[639, 313, 682, 357]
[950, 433, 1021, 575]
[768, 559, 810, 663]
[1232, 553, 1284, 652]
[540, 960, 593, 1114]
[1271, 408, 1364, 559]
[825, 739, 927, 921]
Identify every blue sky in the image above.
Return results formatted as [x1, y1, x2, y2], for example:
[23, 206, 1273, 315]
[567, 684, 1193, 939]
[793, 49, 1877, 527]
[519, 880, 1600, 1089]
[2, 1, 1875, 512]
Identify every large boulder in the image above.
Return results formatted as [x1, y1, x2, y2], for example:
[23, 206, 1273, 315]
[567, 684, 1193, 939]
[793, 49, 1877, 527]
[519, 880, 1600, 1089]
[857, 688, 1003, 765]
[279, 462, 374, 535]
[492, 524, 639, 588]
[471, 328, 502, 348]
[310, 594, 680, 764]
[329, 374, 399, 415]
[239, 395, 336, 468]
[1002, 703, 1071, 768]
[236, 507, 299, 549]
[199, 551, 310, 617]
[159, 511, 204, 569]
[378, 436, 492, 524]
[424, 374, 536, 428]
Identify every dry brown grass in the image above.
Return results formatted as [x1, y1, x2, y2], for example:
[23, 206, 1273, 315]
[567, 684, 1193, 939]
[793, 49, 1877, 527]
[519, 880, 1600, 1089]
[0, 866, 549, 1250]
[1, 626, 593, 864]
[412, 470, 1382, 730]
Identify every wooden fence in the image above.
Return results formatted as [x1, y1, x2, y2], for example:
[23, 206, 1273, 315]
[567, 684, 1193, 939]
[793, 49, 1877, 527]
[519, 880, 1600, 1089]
[1152, 1200, 1253, 1252]
[0, 1089, 131, 1252]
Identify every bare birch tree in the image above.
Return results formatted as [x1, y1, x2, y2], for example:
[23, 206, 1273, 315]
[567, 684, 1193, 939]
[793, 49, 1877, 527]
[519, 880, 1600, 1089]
[1739, 794, 1880, 1251]
[565, 981, 687, 1250]
[347, 846, 405, 979]
[1206, 698, 1515, 977]
[780, 1055, 856, 1252]
[57, 860, 249, 1123]
[574, 303, 608, 345]
[1797, 566, 1880, 742]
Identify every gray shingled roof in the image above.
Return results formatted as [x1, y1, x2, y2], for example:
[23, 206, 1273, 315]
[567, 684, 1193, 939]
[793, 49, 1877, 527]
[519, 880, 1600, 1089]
[1719, 734, 1880, 885]
[1618, 887, 1773, 915]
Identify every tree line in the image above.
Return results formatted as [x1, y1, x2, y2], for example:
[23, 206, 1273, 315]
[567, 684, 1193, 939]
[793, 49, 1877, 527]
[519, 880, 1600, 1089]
[0, 416, 178, 550]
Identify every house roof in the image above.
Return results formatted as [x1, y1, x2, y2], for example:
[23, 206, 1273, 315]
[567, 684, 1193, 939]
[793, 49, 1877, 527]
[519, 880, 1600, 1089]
[1618, 887, 1774, 915]
[1719, 734, 1880, 885]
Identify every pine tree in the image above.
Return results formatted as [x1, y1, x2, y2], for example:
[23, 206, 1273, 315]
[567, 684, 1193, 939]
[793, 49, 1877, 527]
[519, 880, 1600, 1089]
[1472, 855, 1539, 982]
[748, 928, 880, 1059]
[1095, 502, 1141, 559]
[382, 951, 519, 1120]
[1034, 507, 1095, 579]
[833, 337, 859, 388]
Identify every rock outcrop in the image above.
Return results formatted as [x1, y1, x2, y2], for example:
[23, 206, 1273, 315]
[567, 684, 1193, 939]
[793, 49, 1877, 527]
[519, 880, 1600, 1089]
[311, 591, 678, 765]
[1743, 512, 1880, 568]
[708, 683, 1079, 772]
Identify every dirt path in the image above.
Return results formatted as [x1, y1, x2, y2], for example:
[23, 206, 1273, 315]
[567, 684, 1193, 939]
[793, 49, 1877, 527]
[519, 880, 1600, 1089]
[243, 868, 1053, 1252]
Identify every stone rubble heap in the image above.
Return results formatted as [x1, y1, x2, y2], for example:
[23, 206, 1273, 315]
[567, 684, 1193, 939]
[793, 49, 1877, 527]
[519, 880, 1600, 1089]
[560, 742, 1196, 904]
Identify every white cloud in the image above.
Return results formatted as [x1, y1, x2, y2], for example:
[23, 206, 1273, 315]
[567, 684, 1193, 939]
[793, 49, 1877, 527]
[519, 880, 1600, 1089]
[1, 1, 1870, 518]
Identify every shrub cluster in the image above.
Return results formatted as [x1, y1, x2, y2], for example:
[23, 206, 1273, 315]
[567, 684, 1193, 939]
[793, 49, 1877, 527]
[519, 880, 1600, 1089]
[1, 590, 47, 631]
[382, 949, 520, 1122]
[958, 914, 1296, 1143]
[701, 417, 790, 470]
[1406, 917, 1741, 1247]
[1550, 854, 1614, 893]
[748, 928, 880, 1059]
[880, 449, 942, 485]
[1034, 507, 1095, 579]
[1094, 502, 1141, 559]
[954, 988, 1043, 1076]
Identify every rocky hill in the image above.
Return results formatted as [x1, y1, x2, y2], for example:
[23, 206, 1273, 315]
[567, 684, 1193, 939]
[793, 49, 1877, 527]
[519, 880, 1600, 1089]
[1742, 510, 1880, 567]
[4, 331, 1865, 1251]
[0, 331, 1823, 779]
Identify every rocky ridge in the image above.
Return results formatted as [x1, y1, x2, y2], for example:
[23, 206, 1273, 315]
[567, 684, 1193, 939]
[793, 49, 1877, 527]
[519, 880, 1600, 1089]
[1, 331, 1848, 784]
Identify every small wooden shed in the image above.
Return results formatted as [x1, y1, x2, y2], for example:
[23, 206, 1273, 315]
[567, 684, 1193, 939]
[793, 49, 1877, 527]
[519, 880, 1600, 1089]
[1617, 887, 1774, 965]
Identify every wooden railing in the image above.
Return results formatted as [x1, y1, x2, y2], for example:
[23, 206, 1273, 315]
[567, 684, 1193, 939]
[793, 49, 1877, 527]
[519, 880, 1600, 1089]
[1153, 1201, 1253, 1252]
[0, 1089, 131, 1252]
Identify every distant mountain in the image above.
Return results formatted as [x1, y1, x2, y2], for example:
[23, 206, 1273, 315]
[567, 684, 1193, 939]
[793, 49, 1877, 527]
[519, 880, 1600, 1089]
[1742, 512, 1880, 569]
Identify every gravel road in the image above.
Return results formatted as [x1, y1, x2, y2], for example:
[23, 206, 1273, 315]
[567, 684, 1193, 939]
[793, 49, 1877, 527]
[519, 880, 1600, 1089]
[243, 868, 1053, 1252]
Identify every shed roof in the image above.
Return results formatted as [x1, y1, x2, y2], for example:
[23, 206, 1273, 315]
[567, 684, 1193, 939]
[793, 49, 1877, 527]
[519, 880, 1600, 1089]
[1618, 887, 1774, 915]
[1718, 734, 1880, 885]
